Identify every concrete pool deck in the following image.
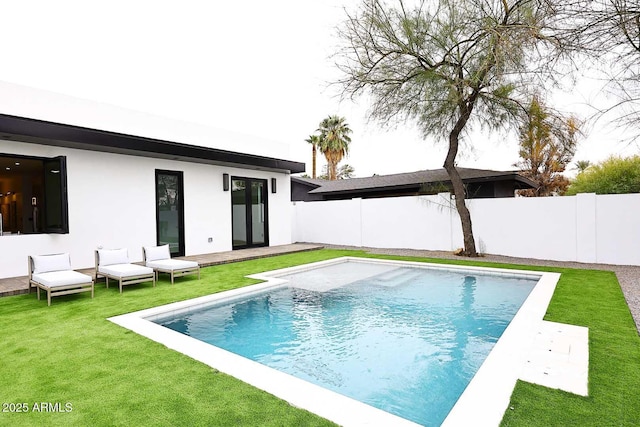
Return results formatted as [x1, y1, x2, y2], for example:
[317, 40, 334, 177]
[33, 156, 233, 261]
[110, 256, 586, 427]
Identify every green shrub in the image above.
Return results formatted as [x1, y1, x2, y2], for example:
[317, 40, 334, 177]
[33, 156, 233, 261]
[566, 155, 640, 195]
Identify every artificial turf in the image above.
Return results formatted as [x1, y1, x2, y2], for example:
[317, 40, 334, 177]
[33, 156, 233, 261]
[0, 249, 638, 426]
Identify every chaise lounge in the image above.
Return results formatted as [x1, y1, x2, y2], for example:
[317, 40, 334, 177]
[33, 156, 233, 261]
[143, 244, 200, 284]
[28, 253, 94, 306]
[95, 248, 155, 293]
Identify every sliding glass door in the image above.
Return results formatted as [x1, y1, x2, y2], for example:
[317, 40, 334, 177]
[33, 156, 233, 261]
[232, 177, 268, 249]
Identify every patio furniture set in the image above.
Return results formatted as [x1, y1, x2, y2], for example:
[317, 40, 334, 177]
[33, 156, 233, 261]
[27, 245, 200, 306]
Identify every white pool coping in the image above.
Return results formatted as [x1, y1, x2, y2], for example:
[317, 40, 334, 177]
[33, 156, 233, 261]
[109, 256, 576, 426]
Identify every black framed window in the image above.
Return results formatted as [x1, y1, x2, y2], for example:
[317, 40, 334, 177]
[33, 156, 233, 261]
[0, 153, 68, 235]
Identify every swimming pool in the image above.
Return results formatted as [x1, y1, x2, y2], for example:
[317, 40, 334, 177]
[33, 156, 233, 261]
[110, 257, 561, 426]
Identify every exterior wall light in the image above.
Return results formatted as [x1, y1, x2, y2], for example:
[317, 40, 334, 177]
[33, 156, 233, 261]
[223, 173, 230, 191]
[271, 178, 277, 193]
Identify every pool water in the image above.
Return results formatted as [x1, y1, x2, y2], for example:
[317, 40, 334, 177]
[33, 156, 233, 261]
[158, 262, 537, 426]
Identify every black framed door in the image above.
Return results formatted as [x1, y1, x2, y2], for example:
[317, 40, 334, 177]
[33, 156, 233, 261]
[155, 170, 185, 256]
[232, 177, 268, 249]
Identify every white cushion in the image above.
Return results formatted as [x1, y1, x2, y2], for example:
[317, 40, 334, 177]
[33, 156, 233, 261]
[32, 271, 93, 288]
[98, 248, 129, 266]
[99, 263, 153, 278]
[31, 253, 72, 274]
[147, 259, 198, 271]
[144, 245, 170, 262]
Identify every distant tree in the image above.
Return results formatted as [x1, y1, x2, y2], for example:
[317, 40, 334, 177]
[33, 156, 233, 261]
[317, 115, 352, 180]
[566, 155, 640, 195]
[574, 160, 592, 173]
[304, 134, 321, 179]
[334, 0, 568, 256]
[337, 164, 356, 179]
[514, 96, 579, 196]
[318, 163, 356, 180]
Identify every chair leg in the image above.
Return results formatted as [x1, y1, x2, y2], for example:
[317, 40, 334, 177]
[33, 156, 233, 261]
[47, 290, 51, 306]
[119, 279, 123, 294]
[37, 286, 40, 300]
[171, 271, 175, 285]
[105, 276, 109, 289]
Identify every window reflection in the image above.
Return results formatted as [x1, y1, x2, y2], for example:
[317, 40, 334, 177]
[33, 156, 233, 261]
[0, 156, 44, 235]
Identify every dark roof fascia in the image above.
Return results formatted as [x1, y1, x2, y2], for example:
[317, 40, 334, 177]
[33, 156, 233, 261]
[291, 176, 323, 189]
[461, 172, 537, 188]
[309, 171, 536, 195]
[0, 113, 305, 174]
[311, 182, 426, 197]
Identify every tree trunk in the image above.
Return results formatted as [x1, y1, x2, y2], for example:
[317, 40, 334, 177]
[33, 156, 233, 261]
[311, 144, 317, 179]
[445, 107, 479, 257]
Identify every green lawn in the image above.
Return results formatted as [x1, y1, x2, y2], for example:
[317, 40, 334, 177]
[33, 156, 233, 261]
[1, 249, 639, 426]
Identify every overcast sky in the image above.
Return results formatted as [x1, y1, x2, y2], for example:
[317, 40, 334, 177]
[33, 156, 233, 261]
[1, 0, 637, 177]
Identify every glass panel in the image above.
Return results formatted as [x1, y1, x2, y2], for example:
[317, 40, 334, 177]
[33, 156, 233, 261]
[157, 173, 181, 255]
[251, 181, 265, 245]
[43, 156, 68, 233]
[0, 155, 49, 235]
[232, 179, 247, 247]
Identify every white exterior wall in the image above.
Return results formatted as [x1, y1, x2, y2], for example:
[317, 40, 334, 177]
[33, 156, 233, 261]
[468, 196, 578, 262]
[0, 141, 292, 278]
[293, 199, 363, 246]
[0, 81, 290, 159]
[293, 193, 640, 266]
[361, 194, 455, 251]
[595, 193, 640, 265]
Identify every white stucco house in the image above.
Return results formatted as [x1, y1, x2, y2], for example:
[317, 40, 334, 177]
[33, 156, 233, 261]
[0, 82, 304, 279]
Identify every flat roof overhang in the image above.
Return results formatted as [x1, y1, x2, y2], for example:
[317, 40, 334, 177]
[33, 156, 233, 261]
[0, 113, 305, 174]
[308, 175, 537, 196]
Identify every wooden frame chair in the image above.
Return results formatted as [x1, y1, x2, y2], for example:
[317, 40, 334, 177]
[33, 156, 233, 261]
[28, 253, 94, 306]
[143, 245, 200, 284]
[95, 248, 155, 293]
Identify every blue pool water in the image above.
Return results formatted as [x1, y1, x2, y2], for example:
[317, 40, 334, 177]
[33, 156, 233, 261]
[157, 262, 537, 426]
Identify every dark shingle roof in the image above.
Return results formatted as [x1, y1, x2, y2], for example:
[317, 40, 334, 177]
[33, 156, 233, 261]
[304, 167, 536, 195]
[290, 176, 324, 188]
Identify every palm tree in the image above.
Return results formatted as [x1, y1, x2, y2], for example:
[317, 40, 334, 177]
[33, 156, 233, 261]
[336, 164, 355, 179]
[574, 160, 591, 173]
[317, 115, 352, 180]
[304, 134, 321, 179]
[317, 163, 356, 180]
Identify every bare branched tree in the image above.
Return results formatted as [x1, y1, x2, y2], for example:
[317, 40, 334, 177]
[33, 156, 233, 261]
[563, 0, 640, 140]
[334, 0, 568, 256]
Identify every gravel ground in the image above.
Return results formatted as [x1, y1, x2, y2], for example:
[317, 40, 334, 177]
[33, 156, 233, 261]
[324, 244, 640, 333]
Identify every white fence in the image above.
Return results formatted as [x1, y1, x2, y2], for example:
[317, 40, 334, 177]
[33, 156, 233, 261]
[292, 193, 640, 266]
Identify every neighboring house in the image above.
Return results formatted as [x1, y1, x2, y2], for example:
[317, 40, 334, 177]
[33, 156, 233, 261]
[0, 82, 304, 279]
[291, 168, 536, 202]
[290, 177, 325, 202]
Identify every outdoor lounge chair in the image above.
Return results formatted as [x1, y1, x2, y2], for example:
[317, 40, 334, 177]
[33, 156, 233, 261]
[95, 248, 155, 293]
[143, 244, 200, 284]
[28, 253, 94, 306]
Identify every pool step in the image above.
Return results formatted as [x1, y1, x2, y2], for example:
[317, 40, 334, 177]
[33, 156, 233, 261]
[368, 267, 427, 288]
